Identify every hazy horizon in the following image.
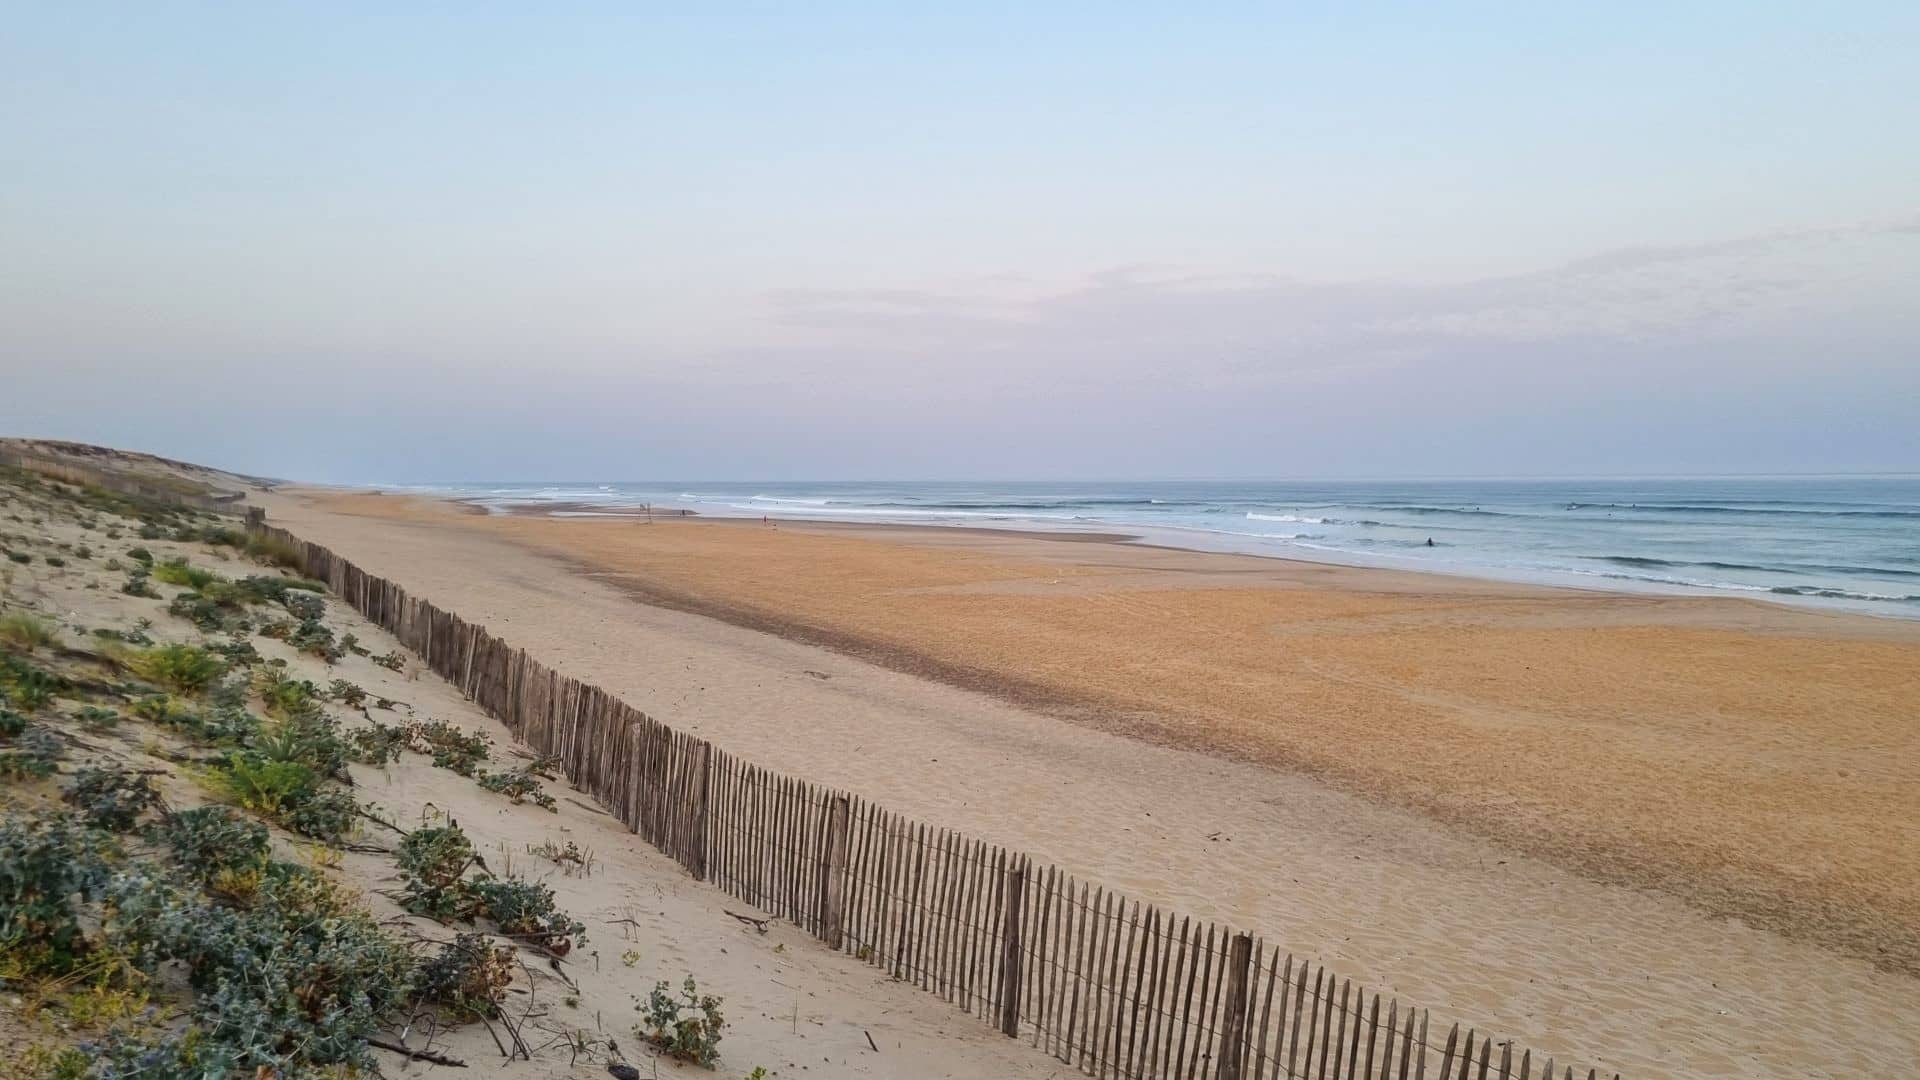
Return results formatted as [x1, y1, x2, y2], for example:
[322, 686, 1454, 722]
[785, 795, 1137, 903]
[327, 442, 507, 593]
[4, 5, 1917, 483]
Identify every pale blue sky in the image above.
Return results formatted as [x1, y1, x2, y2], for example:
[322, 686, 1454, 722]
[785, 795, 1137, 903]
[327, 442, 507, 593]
[3, 4, 1916, 480]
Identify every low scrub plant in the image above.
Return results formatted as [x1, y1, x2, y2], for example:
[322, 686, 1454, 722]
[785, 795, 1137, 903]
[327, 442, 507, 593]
[74, 704, 120, 730]
[0, 724, 62, 778]
[129, 644, 224, 694]
[207, 637, 262, 667]
[0, 813, 116, 976]
[345, 720, 407, 765]
[280, 589, 325, 621]
[152, 559, 216, 590]
[478, 765, 558, 810]
[92, 625, 153, 646]
[153, 805, 271, 883]
[217, 752, 318, 815]
[2, 652, 64, 711]
[326, 678, 367, 708]
[166, 584, 253, 633]
[470, 877, 586, 954]
[98, 860, 416, 1071]
[0, 611, 60, 651]
[278, 785, 357, 843]
[63, 766, 163, 832]
[120, 569, 158, 598]
[252, 668, 320, 718]
[635, 977, 726, 1067]
[417, 932, 515, 1019]
[288, 618, 343, 662]
[397, 825, 476, 919]
[410, 718, 491, 774]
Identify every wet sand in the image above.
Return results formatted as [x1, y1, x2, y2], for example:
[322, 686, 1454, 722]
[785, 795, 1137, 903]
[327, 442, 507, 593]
[257, 487, 1920, 1078]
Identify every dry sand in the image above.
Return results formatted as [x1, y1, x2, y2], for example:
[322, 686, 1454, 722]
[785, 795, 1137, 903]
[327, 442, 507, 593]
[253, 487, 1920, 1079]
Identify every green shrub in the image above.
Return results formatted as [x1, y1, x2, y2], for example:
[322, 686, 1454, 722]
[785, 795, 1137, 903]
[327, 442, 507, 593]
[63, 766, 162, 832]
[208, 637, 262, 666]
[199, 526, 247, 548]
[132, 690, 257, 746]
[130, 644, 225, 694]
[0, 611, 60, 651]
[218, 753, 317, 815]
[98, 863, 416, 1070]
[326, 679, 367, 708]
[417, 933, 515, 1019]
[4, 550, 29, 565]
[0, 725, 62, 778]
[281, 590, 325, 621]
[636, 977, 726, 1067]
[136, 524, 164, 540]
[42, 556, 65, 568]
[280, 786, 357, 843]
[73, 703, 120, 729]
[2, 652, 64, 710]
[287, 618, 342, 663]
[93, 625, 154, 646]
[478, 765, 557, 811]
[345, 720, 407, 765]
[120, 570, 158, 598]
[153, 805, 270, 882]
[126, 547, 153, 564]
[152, 559, 216, 590]
[252, 668, 320, 718]
[254, 710, 349, 776]
[372, 650, 407, 672]
[470, 877, 585, 954]
[0, 813, 116, 975]
[397, 825, 475, 919]
[408, 719, 491, 775]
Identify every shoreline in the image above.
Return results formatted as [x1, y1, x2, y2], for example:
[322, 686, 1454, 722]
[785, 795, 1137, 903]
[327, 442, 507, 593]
[463, 493, 1920, 622]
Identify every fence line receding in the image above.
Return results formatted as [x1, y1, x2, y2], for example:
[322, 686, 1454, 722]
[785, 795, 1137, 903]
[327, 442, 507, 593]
[251, 520, 1619, 1080]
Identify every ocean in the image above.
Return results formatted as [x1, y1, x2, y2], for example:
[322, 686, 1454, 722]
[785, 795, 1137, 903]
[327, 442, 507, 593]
[416, 477, 1920, 618]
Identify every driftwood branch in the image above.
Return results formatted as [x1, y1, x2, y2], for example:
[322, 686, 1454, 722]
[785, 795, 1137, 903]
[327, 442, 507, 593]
[724, 909, 770, 934]
[368, 1037, 466, 1067]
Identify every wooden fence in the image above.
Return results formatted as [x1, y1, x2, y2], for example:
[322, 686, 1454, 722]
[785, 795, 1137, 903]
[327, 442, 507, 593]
[253, 521, 1619, 1080]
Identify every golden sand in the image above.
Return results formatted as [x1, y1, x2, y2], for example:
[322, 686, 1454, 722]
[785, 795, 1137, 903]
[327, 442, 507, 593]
[308, 492, 1920, 971]
[258, 488, 1920, 1076]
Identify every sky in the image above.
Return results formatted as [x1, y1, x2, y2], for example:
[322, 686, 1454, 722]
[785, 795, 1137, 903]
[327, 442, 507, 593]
[2, 4, 1916, 482]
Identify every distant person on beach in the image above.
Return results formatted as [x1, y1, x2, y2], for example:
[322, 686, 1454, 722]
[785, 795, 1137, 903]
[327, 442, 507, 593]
[1425, 537, 1435, 546]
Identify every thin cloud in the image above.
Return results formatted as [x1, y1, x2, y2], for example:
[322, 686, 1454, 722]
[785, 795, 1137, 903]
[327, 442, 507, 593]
[761, 215, 1920, 372]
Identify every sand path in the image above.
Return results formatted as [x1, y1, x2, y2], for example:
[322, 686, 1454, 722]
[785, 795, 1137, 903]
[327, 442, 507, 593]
[256, 489, 1920, 1079]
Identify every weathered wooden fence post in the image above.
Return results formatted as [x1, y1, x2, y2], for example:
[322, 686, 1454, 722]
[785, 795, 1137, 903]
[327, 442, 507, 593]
[1215, 932, 1256, 1080]
[821, 795, 852, 950]
[244, 506, 264, 530]
[692, 741, 713, 882]
[999, 856, 1028, 1037]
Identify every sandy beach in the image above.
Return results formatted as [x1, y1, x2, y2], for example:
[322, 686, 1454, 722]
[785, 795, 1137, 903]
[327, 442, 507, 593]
[249, 486, 1920, 1078]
